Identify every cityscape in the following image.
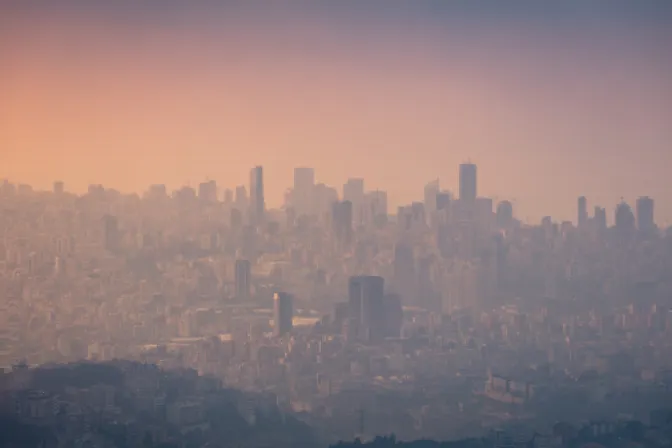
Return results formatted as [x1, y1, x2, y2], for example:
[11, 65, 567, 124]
[2, 1, 672, 447]
[1, 163, 671, 447]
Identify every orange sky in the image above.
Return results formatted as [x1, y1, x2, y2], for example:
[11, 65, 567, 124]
[1, 2, 671, 223]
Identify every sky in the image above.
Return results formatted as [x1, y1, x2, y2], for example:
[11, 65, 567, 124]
[1, 0, 671, 224]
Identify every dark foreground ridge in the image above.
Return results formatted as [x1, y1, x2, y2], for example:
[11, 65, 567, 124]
[0, 360, 318, 448]
[331, 436, 486, 447]
[330, 418, 672, 448]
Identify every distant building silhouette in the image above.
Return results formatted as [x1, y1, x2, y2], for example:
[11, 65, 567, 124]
[459, 163, 477, 202]
[273, 292, 293, 337]
[636, 196, 655, 235]
[578, 196, 587, 228]
[343, 178, 365, 226]
[348, 276, 385, 342]
[615, 201, 636, 239]
[424, 179, 440, 217]
[496, 200, 514, 229]
[249, 166, 265, 225]
[293, 167, 315, 215]
[235, 259, 251, 299]
[53, 181, 64, 195]
[594, 206, 607, 232]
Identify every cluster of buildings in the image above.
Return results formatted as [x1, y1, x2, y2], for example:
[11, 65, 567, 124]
[1, 164, 671, 442]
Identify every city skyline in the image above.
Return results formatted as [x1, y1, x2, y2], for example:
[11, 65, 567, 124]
[2, 1, 671, 223]
[0, 162, 665, 228]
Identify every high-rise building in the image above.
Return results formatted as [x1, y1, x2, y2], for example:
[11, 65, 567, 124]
[249, 166, 265, 225]
[343, 178, 364, 203]
[273, 292, 293, 337]
[146, 184, 167, 200]
[578, 196, 588, 228]
[313, 183, 339, 217]
[234, 259, 251, 299]
[459, 163, 477, 201]
[53, 181, 64, 195]
[594, 206, 607, 232]
[343, 178, 365, 225]
[424, 179, 440, 217]
[348, 276, 385, 341]
[198, 180, 217, 203]
[293, 167, 315, 215]
[294, 167, 315, 191]
[615, 201, 636, 239]
[436, 191, 451, 212]
[367, 190, 388, 225]
[636, 196, 655, 234]
[496, 201, 514, 229]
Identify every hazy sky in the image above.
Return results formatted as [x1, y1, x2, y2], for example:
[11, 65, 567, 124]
[2, 1, 671, 223]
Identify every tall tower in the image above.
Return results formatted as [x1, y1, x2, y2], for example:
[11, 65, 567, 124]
[424, 179, 440, 217]
[53, 181, 64, 195]
[249, 166, 265, 225]
[273, 292, 294, 337]
[348, 276, 385, 341]
[594, 206, 607, 232]
[343, 178, 365, 226]
[615, 201, 636, 239]
[459, 163, 477, 201]
[577, 196, 587, 228]
[235, 259, 251, 299]
[293, 167, 315, 215]
[636, 196, 655, 234]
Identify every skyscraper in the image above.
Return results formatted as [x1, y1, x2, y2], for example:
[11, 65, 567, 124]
[343, 178, 365, 226]
[294, 167, 315, 191]
[578, 196, 588, 228]
[235, 259, 251, 299]
[348, 276, 385, 341]
[615, 201, 636, 239]
[293, 167, 315, 215]
[198, 180, 217, 203]
[594, 206, 607, 232]
[424, 179, 440, 217]
[53, 181, 64, 195]
[367, 190, 388, 225]
[496, 201, 514, 229]
[249, 166, 265, 225]
[636, 196, 655, 234]
[273, 292, 293, 337]
[459, 163, 477, 201]
[436, 191, 451, 212]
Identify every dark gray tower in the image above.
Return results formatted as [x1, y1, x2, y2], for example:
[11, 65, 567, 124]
[578, 196, 587, 228]
[249, 166, 265, 225]
[636, 196, 655, 235]
[348, 276, 385, 341]
[273, 292, 293, 337]
[459, 163, 477, 201]
[234, 259, 251, 299]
